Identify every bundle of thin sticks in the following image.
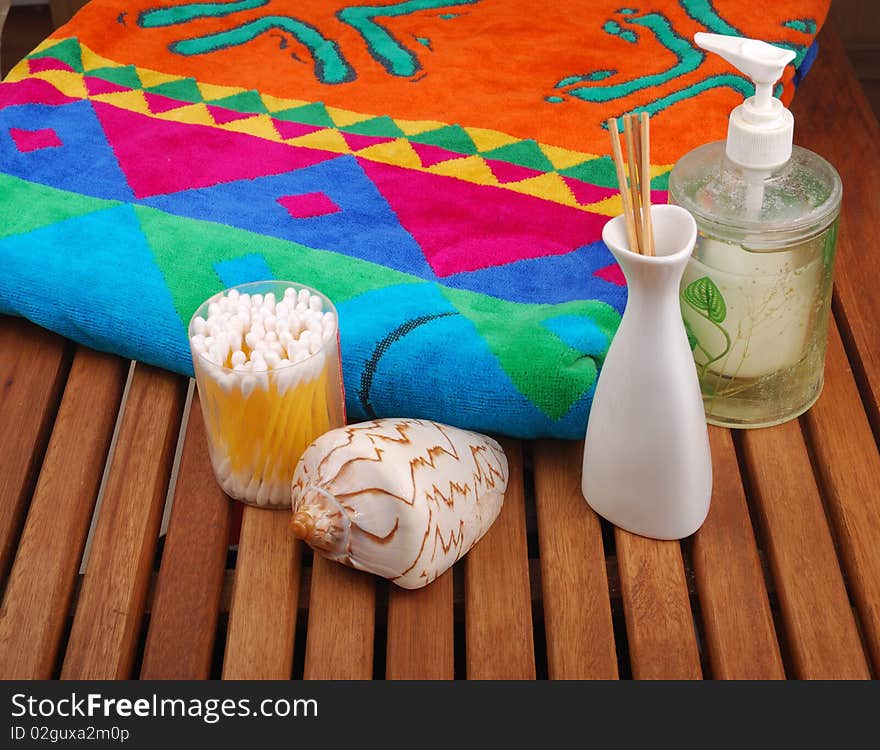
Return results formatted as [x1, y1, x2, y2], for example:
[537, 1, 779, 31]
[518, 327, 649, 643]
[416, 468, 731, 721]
[608, 113, 655, 256]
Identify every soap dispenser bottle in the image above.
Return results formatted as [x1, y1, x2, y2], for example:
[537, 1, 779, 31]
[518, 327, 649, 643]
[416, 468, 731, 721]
[668, 32, 842, 428]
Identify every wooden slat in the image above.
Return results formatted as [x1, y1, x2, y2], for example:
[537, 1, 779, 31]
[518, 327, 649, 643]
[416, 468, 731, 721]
[533, 439, 617, 679]
[141, 390, 233, 679]
[386, 570, 454, 680]
[464, 438, 535, 679]
[0, 348, 127, 678]
[791, 26, 880, 428]
[0, 316, 69, 584]
[740, 420, 870, 678]
[303, 556, 375, 679]
[616, 531, 701, 680]
[691, 427, 785, 679]
[61, 364, 186, 679]
[801, 318, 880, 673]
[222, 505, 300, 679]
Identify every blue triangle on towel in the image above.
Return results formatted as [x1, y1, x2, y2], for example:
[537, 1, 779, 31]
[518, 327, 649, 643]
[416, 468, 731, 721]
[0, 100, 135, 201]
[140, 154, 436, 279]
[0, 203, 188, 371]
[439, 240, 627, 313]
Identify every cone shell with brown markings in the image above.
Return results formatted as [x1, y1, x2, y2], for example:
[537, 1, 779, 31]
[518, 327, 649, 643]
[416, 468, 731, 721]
[289, 418, 508, 589]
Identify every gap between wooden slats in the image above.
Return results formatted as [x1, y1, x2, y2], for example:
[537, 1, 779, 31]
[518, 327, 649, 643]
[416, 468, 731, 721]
[464, 438, 535, 679]
[738, 417, 871, 679]
[615, 527, 702, 680]
[790, 27, 880, 436]
[141, 387, 234, 679]
[0, 348, 128, 679]
[800, 317, 880, 674]
[532, 440, 617, 679]
[303, 556, 375, 679]
[60, 364, 187, 679]
[691, 427, 785, 679]
[0, 317, 72, 588]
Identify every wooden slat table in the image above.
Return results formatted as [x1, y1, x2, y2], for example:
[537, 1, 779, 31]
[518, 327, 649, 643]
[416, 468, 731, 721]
[0, 25, 878, 680]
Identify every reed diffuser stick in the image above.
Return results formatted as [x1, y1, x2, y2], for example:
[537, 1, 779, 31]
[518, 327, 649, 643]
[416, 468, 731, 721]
[623, 115, 644, 253]
[608, 113, 655, 256]
[607, 117, 639, 254]
[640, 112, 654, 256]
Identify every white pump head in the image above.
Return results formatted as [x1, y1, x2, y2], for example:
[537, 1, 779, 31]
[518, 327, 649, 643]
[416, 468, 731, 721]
[695, 32, 796, 170]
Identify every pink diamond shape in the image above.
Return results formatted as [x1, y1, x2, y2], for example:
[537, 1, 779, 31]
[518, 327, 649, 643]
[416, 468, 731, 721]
[9, 127, 63, 153]
[594, 262, 626, 286]
[277, 192, 340, 219]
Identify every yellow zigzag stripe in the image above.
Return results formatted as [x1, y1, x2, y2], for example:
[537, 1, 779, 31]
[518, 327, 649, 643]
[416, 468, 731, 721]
[11, 38, 673, 215]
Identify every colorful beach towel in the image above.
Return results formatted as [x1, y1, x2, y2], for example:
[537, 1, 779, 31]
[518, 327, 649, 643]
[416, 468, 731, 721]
[0, 0, 829, 438]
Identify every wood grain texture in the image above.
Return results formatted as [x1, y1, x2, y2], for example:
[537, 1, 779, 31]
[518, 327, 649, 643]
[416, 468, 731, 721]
[692, 428, 785, 679]
[464, 438, 535, 679]
[616, 531, 701, 680]
[303, 555, 375, 679]
[791, 26, 880, 430]
[386, 570, 454, 680]
[0, 348, 127, 679]
[141, 391, 233, 679]
[740, 420, 870, 679]
[61, 364, 187, 679]
[801, 319, 880, 673]
[222, 505, 301, 679]
[533, 440, 617, 679]
[0, 316, 69, 585]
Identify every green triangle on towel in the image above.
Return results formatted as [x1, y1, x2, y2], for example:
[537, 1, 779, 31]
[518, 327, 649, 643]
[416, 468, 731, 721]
[439, 286, 619, 420]
[0, 175, 119, 240]
[134, 205, 420, 325]
[410, 125, 477, 155]
[559, 157, 619, 189]
[270, 102, 335, 127]
[559, 157, 670, 190]
[144, 78, 203, 103]
[206, 90, 269, 114]
[482, 140, 554, 172]
[29, 38, 84, 73]
[339, 115, 404, 138]
[84, 64, 142, 90]
[340, 116, 405, 138]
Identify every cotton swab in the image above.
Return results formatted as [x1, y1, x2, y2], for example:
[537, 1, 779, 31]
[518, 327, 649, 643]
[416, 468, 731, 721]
[189, 287, 340, 508]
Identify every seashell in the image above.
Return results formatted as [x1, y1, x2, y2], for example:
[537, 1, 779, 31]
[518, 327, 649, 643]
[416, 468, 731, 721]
[290, 418, 508, 589]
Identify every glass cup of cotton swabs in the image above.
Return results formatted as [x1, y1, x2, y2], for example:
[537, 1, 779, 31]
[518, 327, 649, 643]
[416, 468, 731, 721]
[188, 281, 345, 508]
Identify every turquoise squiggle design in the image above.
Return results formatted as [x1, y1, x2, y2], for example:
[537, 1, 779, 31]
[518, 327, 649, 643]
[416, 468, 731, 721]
[171, 17, 355, 84]
[557, 12, 704, 102]
[622, 73, 752, 118]
[679, 0, 742, 36]
[337, 0, 479, 77]
[550, 0, 813, 116]
[139, 0, 268, 28]
[137, 0, 480, 83]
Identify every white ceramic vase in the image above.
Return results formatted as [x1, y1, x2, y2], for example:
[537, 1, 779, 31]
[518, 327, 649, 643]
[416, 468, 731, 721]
[582, 204, 712, 540]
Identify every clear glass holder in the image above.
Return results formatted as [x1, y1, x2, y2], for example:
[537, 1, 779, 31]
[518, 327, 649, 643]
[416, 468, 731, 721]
[189, 281, 345, 508]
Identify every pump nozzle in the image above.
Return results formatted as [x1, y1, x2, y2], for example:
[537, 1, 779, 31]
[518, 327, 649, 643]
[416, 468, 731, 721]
[695, 33, 795, 113]
[694, 32, 796, 170]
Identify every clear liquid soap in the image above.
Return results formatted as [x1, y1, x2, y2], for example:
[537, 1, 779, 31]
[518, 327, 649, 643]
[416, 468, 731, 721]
[669, 33, 842, 427]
